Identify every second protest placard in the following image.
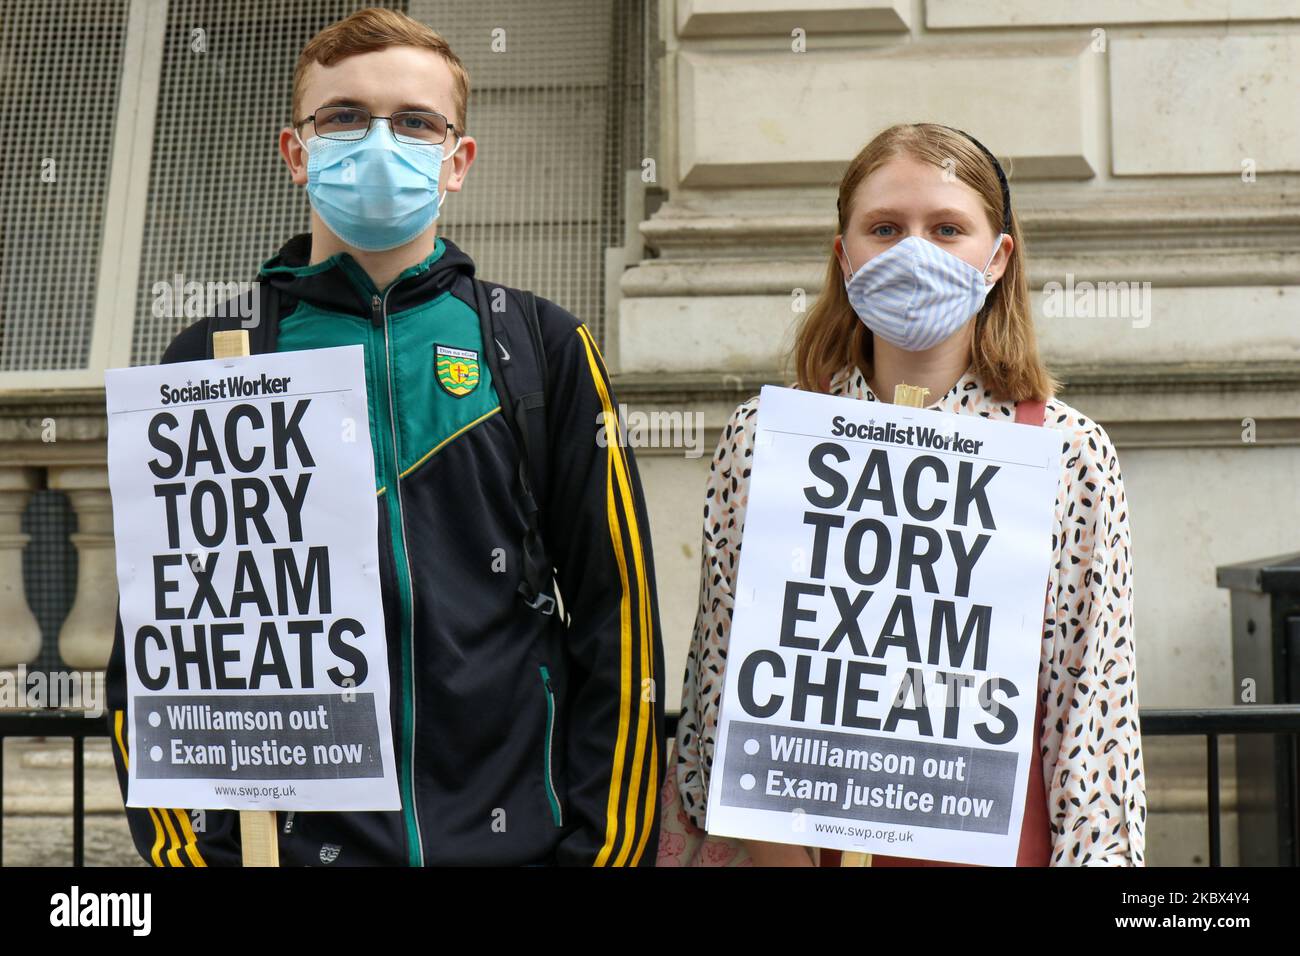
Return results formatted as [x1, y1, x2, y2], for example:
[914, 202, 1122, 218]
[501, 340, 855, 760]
[705, 385, 1064, 866]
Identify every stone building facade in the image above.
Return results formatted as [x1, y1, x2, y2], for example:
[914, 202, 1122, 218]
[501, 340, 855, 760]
[1, 0, 1297, 866]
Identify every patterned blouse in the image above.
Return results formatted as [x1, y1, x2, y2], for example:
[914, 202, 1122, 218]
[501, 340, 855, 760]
[667, 362, 1146, 865]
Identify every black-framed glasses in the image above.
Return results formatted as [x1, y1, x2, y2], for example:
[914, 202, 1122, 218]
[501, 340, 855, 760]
[294, 106, 459, 147]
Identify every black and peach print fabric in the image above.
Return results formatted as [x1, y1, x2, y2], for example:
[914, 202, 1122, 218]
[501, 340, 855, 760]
[659, 363, 1145, 867]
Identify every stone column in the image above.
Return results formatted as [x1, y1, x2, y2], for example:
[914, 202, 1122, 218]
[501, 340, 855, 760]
[47, 465, 117, 670]
[0, 467, 42, 667]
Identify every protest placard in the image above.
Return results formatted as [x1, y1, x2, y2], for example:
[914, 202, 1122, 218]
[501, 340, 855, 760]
[105, 344, 400, 813]
[705, 385, 1064, 865]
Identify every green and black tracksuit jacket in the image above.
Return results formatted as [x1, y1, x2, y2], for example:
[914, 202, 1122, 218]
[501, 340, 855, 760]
[105, 233, 665, 866]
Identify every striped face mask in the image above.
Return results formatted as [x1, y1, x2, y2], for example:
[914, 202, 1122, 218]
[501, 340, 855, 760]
[843, 234, 1004, 351]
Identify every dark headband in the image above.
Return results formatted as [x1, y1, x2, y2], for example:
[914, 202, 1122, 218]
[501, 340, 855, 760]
[837, 126, 1013, 233]
[945, 126, 1012, 234]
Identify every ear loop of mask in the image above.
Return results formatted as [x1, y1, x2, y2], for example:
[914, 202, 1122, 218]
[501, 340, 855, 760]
[438, 136, 460, 211]
[981, 234, 1004, 285]
[841, 241, 876, 282]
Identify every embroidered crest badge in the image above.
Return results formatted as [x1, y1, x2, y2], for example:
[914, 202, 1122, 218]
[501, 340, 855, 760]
[435, 343, 480, 397]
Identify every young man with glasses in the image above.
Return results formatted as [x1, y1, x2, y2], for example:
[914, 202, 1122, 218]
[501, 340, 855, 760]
[106, 6, 664, 867]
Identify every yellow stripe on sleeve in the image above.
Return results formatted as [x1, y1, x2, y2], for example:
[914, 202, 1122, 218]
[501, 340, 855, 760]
[577, 326, 658, 864]
[576, 325, 655, 866]
[174, 809, 208, 867]
[159, 804, 185, 866]
[145, 808, 168, 867]
[588, 423, 632, 865]
[115, 709, 168, 867]
[115, 708, 206, 866]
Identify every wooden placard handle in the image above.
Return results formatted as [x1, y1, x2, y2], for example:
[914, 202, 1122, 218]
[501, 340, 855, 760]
[892, 383, 931, 408]
[840, 382, 928, 868]
[239, 810, 281, 867]
[212, 329, 250, 360]
[212, 328, 280, 867]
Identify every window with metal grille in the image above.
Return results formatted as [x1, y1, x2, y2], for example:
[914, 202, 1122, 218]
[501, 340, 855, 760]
[0, 0, 131, 373]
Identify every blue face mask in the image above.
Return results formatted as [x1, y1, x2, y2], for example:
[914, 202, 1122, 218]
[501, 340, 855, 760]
[300, 121, 445, 252]
[843, 234, 1003, 351]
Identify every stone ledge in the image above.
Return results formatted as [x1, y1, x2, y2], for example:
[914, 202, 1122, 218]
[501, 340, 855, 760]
[612, 360, 1300, 401]
[927, 0, 1300, 28]
[623, 251, 1300, 295]
[632, 190, 1300, 291]
[609, 362, 1300, 451]
[640, 190, 1300, 250]
[678, 0, 911, 37]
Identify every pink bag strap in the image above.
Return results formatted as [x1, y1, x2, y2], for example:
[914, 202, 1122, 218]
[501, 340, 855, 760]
[1013, 392, 1055, 866]
[1014, 397, 1046, 426]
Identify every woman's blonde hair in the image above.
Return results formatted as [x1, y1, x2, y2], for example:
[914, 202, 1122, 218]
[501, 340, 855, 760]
[792, 122, 1059, 403]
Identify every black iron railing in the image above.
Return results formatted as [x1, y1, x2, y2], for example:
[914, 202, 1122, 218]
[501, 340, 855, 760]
[1137, 705, 1300, 866]
[0, 710, 108, 867]
[663, 705, 1300, 867]
[3, 705, 1299, 866]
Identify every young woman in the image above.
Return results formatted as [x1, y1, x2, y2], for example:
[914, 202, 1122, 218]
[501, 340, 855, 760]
[657, 123, 1145, 867]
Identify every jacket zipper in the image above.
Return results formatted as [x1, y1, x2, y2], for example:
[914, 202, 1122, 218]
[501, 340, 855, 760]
[373, 288, 425, 866]
[539, 665, 563, 826]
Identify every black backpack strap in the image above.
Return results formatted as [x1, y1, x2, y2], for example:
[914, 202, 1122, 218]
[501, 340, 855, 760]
[470, 276, 554, 616]
[516, 291, 549, 503]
